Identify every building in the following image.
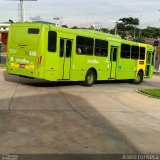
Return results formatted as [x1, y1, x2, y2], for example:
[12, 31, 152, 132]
[0, 23, 10, 53]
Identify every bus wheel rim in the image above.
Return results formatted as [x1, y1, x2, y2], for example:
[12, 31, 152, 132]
[136, 74, 140, 82]
[87, 74, 93, 84]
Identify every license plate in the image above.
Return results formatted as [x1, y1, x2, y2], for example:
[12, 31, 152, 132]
[19, 64, 25, 68]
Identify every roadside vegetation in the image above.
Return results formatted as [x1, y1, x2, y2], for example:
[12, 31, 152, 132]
[69, 17, 160, 44]
[139, 89, 160, 98]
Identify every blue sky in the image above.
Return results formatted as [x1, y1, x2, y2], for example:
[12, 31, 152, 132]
[0, 0, 160, 28]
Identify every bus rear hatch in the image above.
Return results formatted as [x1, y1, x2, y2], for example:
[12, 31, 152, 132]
[8, 25, 41, 70]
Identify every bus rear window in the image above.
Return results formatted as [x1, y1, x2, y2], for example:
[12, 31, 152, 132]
[28, 28, 39, 34]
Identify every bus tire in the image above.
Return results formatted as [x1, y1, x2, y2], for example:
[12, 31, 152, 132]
[83, 70, 96, 87]
[132, 72, 143, 84]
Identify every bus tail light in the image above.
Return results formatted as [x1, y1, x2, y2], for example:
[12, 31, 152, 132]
[38, 56, 42, 64]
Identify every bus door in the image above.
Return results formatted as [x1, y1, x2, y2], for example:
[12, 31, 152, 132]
[59, 38, 72, 79]
[110, 46, 118, 78]
[145, 51, 152, 77]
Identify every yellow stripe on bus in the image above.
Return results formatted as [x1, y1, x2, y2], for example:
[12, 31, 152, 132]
[137, 44, 147, 73]
[10, 63, 35, 69]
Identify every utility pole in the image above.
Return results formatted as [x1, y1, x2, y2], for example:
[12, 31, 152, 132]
[111, 20, 123, 35]
[11, 0, 37, 22]
[60, 17, 63, 27]
[19, 0, 24, 22]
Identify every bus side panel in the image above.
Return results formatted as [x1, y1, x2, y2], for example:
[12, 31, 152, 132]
[149, 54, 154, 78]
[43, 27, 59, 81]
[35, 25, 45, 79]
[149, 47, 154, 78]
[95, 57, 110, 80]
[70, 54, 92, 81]
[116, 59, 137, 80]
[71, 54, 110, 81]
[71, 37, 110, 81]
[69, 37, 93, 81]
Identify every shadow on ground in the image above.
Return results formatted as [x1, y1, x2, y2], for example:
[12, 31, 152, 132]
[3, 71, 131, 88]
[0, 90, 139, 154]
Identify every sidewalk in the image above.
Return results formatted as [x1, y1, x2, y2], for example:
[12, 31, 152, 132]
[0, 67, 5, 72]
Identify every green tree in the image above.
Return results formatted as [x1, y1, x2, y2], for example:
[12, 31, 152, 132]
[62, 25, 68, 28]
[101, 28, 109, 33]
[141, 27, 160, 38]
[117, 17, 139, 38]
[71, 26, 79, 29]
[133, 37, 145, 43]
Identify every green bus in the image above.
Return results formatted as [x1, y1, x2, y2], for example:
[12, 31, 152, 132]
[6, 22, 154, 86]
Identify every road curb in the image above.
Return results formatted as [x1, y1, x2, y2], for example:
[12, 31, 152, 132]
[137, 89, 160, 99]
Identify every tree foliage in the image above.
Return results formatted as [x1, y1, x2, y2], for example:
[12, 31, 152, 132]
[119, 17, 139, 27]
[133, 37, 145, 43]
[71, 26, 79, 29]
[101, 28, 109, 33]
[62, 25, 68, 28]
[117, 17, 139, 30]
[117, 17, 140, 38]
[141, 27, 160, 38]
[63, 16, 160, 40]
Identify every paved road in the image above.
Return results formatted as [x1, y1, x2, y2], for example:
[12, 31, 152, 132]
[0, 70, 160, 154]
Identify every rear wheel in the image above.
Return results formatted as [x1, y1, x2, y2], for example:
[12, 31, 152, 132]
[132, 72, 143, 84]
[83, 70, 96, 87]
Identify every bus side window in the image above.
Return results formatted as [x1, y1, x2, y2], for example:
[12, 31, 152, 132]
[76, 36, 93, 55]
[77, 47, 82, 54]
[95, 39, 108, 57]
[140, 47, 145, 60]
[121, 44, 130, 58]
[48, 31, 57, 52]
[131, 46, 139, 59]
[112, 48, 117, 61]
[66, 40, 72, 57]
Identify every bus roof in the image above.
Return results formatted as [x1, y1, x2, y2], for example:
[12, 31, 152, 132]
[10, 22, 154, 49]
[76, 29, 122, 39]
[10, 22, 122, 40]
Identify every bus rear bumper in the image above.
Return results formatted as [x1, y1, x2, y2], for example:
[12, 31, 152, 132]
[6, 64, 40, 79]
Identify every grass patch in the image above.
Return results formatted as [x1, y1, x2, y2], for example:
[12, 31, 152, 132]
[139, 89, 160, 98]
[0, 64, 6, 68]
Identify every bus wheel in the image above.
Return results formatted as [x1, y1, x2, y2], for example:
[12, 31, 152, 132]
[83, 70, 96, 87]
[133, 72, 143, 84]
